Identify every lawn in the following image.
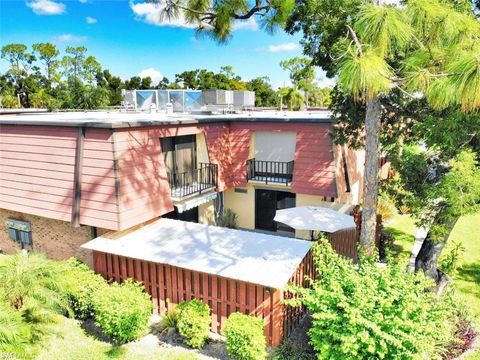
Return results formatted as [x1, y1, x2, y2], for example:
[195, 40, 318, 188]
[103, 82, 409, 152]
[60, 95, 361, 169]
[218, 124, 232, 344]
[386, 212, 480, 359]
[37, 316, 201, 360]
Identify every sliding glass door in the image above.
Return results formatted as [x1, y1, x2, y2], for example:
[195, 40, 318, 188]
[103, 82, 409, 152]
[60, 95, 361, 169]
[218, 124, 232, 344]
[255, 189, 295, 234]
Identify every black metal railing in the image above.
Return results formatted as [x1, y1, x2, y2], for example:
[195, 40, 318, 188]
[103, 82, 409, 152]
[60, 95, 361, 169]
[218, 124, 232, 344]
[246, 158, 294, 185]
[168, 163, 218, 199]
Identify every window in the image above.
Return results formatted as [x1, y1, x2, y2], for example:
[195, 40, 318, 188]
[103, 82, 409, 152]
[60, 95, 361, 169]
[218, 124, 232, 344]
[160, 135, 196, 174]
[6, 218, 32, 246]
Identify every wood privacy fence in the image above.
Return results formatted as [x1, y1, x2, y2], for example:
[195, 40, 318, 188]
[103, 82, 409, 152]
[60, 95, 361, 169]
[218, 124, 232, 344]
[327, 207, 382, 260]
[92, 249, 315, 347]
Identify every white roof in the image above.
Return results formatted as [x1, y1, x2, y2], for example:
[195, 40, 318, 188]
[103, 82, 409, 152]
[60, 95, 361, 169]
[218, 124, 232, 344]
[81, 218, 312, 288]
[0, 110, 332, 128]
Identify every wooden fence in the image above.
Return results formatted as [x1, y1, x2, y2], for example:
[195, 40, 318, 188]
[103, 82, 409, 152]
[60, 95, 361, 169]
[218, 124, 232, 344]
[326, 207, 382, 260]
[92, 249, 315, 347]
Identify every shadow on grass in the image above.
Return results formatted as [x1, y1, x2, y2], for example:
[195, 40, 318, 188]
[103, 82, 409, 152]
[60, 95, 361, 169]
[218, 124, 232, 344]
[105, 346, 126, 359]
[384, 227, 415, 257]
[456, 263, 480, 296]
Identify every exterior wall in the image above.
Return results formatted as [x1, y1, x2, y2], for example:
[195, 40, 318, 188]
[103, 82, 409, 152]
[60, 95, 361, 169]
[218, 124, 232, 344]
[0, 209, 95, 266]
[202, 124, 232, 192]
[224, 185, 256, 230]
[333, 144, 365, 205]
[198, 200, 215, 225]
[0, 125, 78, 222]
[79, 128, 119, 230]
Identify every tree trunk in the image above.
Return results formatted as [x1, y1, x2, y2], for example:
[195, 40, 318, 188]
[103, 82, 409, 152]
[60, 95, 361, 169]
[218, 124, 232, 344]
[415, 210, 459, 283]
[359, 96, 382, 256]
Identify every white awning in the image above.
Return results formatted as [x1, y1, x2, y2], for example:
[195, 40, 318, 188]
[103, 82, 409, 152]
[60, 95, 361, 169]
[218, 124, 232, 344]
[174, 191, 217, 213]
[274, 206, 356, 233]
[81, 218, 312, 288]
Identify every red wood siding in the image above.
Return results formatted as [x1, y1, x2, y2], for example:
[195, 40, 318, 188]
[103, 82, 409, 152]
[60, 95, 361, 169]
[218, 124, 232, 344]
[114, 125, 206, 229]
[202, 124, 232, 191]
[79, 129, 119, 230]
[292, 124, 337, 197]
[92, 248, 315, 347]
[0, 125, 77, 222]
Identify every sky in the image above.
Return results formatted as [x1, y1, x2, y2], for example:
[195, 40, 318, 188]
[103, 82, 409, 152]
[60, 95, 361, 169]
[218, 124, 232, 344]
[0, 0, 334, 88]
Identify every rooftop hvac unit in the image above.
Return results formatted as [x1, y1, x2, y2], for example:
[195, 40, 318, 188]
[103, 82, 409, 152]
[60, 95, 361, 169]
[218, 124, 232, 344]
[136, 90, 157, 111]
[233, 91, 255, 108]
[202, 90, 234, 105]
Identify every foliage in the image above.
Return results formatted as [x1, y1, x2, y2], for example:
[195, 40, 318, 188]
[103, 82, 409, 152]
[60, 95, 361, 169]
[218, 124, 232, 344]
[92, 279, 152, 344]
[439, 240, 466, 275]
[218, 208, 238, 229]
[377, 194, 397, 223]
[246, 76, 278, 107]
[286, 239, 457, 359]
[61, 258, 108, 320]
[161, 305, 179, 332]
[224, 312, 266, 360]
[279, 87, 304, 110]
[0, 252, 66, 311]
[176, 299, 211, 348]
[273, 339, 315, 360]
[0, 301, 32, 357]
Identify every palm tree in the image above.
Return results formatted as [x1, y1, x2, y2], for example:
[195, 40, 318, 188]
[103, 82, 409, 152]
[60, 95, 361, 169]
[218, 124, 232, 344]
[0, 252, 65, 311]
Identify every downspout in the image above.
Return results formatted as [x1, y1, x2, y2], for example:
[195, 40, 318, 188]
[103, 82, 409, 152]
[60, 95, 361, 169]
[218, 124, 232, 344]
[72, 127, 85, 227]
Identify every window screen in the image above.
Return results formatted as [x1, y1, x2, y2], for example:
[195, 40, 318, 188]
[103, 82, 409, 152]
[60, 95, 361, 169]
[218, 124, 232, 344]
[253, 132, 296, 162]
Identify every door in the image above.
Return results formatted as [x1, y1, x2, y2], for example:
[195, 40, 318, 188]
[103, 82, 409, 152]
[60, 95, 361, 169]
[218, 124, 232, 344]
[255, 189, 277, 231]
[255, 189, 296, 234]
[160, 135, 196, 187]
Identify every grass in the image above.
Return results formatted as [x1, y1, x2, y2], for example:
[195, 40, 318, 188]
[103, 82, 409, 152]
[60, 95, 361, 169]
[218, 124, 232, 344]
[37, 316, 199, 360]
[385, 212, 480, 359]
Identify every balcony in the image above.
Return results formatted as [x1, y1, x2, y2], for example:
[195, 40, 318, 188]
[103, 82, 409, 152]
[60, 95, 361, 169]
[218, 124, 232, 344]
[168, 163, 218, 200]
[246, 159, 294, 185]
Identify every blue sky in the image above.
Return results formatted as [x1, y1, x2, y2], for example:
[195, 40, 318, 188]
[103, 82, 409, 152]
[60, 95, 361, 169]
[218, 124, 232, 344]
[0, 0, 332, 88]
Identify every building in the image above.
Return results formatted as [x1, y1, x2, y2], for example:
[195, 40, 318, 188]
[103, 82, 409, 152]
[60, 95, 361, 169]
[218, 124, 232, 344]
[0, 108, 367, 345]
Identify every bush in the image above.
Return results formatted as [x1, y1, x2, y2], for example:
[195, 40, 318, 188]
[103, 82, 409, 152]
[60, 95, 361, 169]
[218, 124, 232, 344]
[176, 300, 211, 348]
[93, 279, 152, 344]
[161, 305, 179, 333]
[273, 339, 315, 360]
[218, 208, 238, 229]
[224, 313, 266, 360]
[61, 258, 108, 319]
[286, 239, 456, 359]
[377, 195, 397, 223]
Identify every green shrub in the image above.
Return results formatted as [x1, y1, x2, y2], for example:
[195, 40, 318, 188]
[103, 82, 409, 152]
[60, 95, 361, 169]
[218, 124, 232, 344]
[161, 305, 179, 333]
[286, 239, 456, 359]
[93, 279, 152, 344]
[0, 301, 32, 357]
[61, 258, 108, 319]
[224, 313, 266, 360]
[176, 300, 211, 348]
[218, 208, 238, 229]
[273, 339, 315, 360]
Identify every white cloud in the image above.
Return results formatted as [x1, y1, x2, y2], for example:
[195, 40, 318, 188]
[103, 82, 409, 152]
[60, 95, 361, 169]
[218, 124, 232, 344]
[267, 42, 300, 53]
[86, 16, 97, 24]
[130, 1, 196, 28]
[54, 34, 88, 43]
[138, 68, 164, 84]
[79, 0, 88, 3]
[232, 18, 258, 31]
[27, 0, 65, 15]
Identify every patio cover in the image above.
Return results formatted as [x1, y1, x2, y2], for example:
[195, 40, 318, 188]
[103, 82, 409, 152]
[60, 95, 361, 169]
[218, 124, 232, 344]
[81, 218, 312, 288]
[274, 206, 356, 233]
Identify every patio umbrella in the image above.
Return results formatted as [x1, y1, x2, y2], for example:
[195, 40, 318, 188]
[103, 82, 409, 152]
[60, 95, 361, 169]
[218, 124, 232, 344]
[274, 206, 356, 233]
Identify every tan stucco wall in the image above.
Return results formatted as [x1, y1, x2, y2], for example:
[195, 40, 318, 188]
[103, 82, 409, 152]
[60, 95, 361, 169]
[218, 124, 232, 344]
[0, 209, 96, 266]
[224, 186, 354, 239]
[198, 200, 216, 225]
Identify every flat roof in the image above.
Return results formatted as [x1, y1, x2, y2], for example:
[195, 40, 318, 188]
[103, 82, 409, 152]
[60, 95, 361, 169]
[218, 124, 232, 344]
[0, 110, 332, 128]
[81, 218, 312, 288]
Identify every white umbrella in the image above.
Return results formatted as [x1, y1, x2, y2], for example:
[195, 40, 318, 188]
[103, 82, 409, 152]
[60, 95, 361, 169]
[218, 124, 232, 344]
[274, 206, 356, 233]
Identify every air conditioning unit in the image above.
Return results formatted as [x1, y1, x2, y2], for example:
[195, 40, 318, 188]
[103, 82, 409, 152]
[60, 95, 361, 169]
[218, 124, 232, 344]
[202, 90, 234, 105]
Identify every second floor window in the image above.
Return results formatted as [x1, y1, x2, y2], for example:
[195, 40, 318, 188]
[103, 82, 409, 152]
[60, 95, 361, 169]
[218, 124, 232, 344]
[160, 135, 196, 174]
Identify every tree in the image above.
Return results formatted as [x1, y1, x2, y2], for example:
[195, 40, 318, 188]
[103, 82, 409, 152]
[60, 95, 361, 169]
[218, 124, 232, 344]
[246, 77, 278, 107]
[279, 87, 304, 110]
[1, 44, 36, 107]
[62, 46, 87, 80]
[280, 57, 315, 107]
[32, 43, 59, 88]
